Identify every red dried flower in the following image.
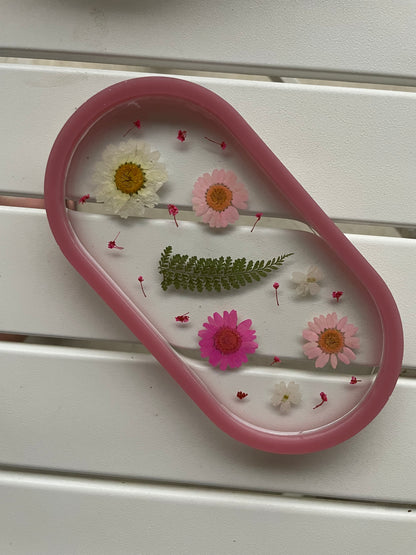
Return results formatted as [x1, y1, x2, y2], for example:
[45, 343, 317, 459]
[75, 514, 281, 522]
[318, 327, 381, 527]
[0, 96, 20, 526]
[138, 275, 147, 297]
[273, 282, 280, 306]
[175, 313, 190, 323]
[250, 212, 263, 232]
[107, 232, 124, 250]
[177, 130, 187, 142]
[236, 391, 248, 400]
[313, 391, 328, 409]
[332, 291, 343, 302]
[204, 136, 227, 150]
[350, 376, 362, 384]
[270, 356, 281, 365]
[78, 194, 90, 204]
[123, 119, 141, 137]
[168, 204, 179, 227]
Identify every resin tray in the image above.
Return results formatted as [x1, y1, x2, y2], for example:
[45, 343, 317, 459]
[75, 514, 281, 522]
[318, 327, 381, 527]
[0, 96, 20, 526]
[44, 76, 403, 454]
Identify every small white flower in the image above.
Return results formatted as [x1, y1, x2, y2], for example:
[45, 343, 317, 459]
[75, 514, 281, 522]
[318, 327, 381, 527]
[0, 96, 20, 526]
[291, 265, 324, 296]
[93, 139, 168, 219]
[271, 381, 302, 413]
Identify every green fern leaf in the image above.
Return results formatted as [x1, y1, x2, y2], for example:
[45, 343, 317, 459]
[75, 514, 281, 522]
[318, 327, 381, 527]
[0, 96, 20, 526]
[158, 247, 293, 293]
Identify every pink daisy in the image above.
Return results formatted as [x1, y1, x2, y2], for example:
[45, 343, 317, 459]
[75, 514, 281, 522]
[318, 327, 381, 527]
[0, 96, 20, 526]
[198, 310, 258, 370]
[302, 312, 360, 369]
[192, 169, 248, 228]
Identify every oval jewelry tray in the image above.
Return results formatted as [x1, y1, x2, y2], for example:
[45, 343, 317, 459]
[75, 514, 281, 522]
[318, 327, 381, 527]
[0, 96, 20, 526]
[44, 76, 403, 454]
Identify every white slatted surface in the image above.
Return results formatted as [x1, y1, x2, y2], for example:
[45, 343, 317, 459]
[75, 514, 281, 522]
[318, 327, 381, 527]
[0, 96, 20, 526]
[1, 2, 416, 549]
[0, 470, 414, 555]
[1, 1, 416, 85]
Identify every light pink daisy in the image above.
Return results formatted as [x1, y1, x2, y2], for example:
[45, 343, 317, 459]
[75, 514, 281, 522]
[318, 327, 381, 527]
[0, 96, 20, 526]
[198, 310, 258, 370]
[302, 313, 360, 369]
[192, 169, 248, 228]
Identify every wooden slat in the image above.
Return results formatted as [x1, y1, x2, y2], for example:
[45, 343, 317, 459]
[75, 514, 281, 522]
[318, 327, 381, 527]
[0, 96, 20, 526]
[1, 1, 416, 84]
[1, 207, 413, 367]
[0, 470, 414, 555]
[1, 64, 416, 226]
[0, 342, 415, 504]
[0, 471, 414, 555]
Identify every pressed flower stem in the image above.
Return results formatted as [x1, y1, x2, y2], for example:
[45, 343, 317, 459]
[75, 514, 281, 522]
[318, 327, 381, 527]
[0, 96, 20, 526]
[273, 282, 280, 306]
[250, 213, 263, 232]
[204, 136, 227, 150]
[108, 232, 124, 250]
[138, 276, 147, 298]
[313, 392, 328, 409]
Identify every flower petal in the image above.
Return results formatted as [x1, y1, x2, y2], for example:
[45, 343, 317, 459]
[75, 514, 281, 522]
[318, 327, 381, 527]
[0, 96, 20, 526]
[315, 353, 330, 368]
[303, 329, 318, 342]
[345, 336, 360, 349]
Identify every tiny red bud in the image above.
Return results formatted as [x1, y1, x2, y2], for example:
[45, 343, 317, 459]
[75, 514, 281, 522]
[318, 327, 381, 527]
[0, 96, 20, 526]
[236, 391, 248, 400]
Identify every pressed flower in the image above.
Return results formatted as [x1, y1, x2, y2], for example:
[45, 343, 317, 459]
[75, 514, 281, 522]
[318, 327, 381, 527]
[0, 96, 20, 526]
[107, 232, 124, 250]
[192, 169, 248, 228]
[350, 376, 362, 384]
[271, 381, 302, 413]
[198, 310, 258, 371]
[138, 275, 146, 297]
[273, 282, 280, 306]
[175, 313, 190, 323]
[168, 204, 179, 227]
[94, 139, 168, 219]
[332, 291, 343, 302]
[204, 136, 227, 150]
[177, 130, 187, 142]
[291, 265, 324, 296]
[303, 313, 360, 369]
[78, 194, 90, 204]
[123, 119, 141, 137]
[236, 391, 248, 400]
[270, 356, 281, 365]
[250, 212, 263, 232]
[313, 391, 328, 409]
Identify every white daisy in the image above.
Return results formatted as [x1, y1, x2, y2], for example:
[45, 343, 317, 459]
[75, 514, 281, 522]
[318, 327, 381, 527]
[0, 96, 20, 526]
[93, 139, 168, 218]
[291, 265, 324, 296]
[271, 381, 302, 413]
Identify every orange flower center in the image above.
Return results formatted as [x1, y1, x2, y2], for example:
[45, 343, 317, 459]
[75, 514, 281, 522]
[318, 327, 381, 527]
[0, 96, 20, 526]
[318, 328, 344, 354]
[214, 327, 242, 354]
[205, 183, 233, 212]
[114, 162, 146, 195]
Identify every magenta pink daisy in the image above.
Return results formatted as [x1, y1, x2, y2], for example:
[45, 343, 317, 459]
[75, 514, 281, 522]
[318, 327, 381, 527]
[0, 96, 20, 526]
[302, 313, 360, 369]
[198, 310, 258, 370]
[192, 169, 248, 228]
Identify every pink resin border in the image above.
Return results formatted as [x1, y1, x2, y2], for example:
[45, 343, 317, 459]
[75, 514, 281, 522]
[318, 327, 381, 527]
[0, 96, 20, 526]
[44, 76, 403, 454]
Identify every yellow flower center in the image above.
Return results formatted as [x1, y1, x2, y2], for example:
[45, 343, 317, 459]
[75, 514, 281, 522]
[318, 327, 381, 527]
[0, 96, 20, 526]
[318, 328, 345, 354]
[205, 183, 233, 212]
[307, 277, 316, 282]
[114, 162, 146, 195]
[282, 394, 289, 401]
[214, 327, 242, 354]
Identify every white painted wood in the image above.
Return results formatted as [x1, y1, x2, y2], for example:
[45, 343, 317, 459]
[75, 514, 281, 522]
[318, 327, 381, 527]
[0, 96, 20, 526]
[1, 1, 416, 85]
[1, 207, 413, 367]
[2, 65, 416, 226]
[0, 471, 415, 555]
[0, 470, 414, 555]
[0, 342, 415, 504]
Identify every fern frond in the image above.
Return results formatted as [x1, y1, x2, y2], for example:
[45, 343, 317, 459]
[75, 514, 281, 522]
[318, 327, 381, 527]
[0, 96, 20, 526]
[158, 246, 293, 293]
